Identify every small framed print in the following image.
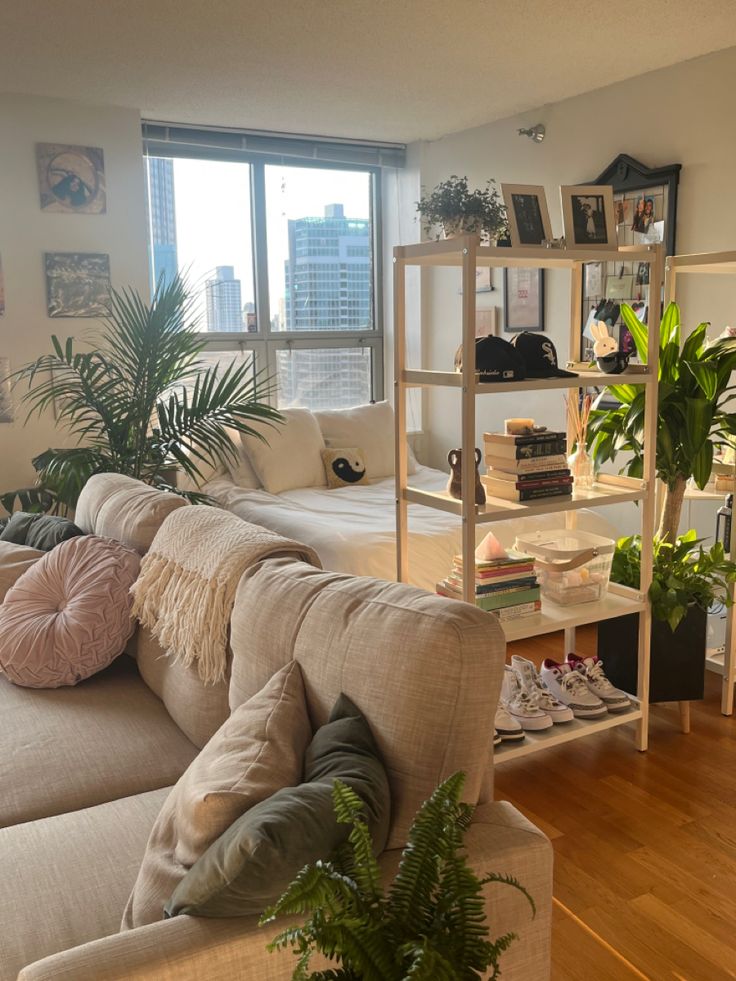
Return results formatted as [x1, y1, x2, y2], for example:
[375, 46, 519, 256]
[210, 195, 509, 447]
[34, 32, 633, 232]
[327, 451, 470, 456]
[503, 267, 544, 332]
[560, 184, 617, 250]
[502, 184, 554, 247]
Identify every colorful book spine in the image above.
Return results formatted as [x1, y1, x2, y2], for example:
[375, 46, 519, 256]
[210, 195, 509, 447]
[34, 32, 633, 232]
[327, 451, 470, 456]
[443, 575, 539, 595]
[483, 431, 566, 445]
[436, 585, 541, 611]
[484, 453, 569, 474]
[490, 468, 572, 484]
[484, 440, 567, 460]
[495, 600, 542, 621]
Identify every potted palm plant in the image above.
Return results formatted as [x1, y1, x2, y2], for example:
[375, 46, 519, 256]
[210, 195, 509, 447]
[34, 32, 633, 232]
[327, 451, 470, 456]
[2, 275, 282, 512]
[262, 772, 533, 980]
[588, 301, 736, 700]
[416, 176, 508, 243]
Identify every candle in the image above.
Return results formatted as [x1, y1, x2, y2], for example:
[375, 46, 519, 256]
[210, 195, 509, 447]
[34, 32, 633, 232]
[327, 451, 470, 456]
[505, 418, 535, 435]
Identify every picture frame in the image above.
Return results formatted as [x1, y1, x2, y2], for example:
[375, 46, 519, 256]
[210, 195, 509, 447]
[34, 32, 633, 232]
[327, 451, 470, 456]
[501, 184, 553, 247]
[0, 357, 12, 423]
[45, 252, 111, 318]
[503, 267, 544, 332]
[560, 184, 617, 250]
[36, 143, 107, 215]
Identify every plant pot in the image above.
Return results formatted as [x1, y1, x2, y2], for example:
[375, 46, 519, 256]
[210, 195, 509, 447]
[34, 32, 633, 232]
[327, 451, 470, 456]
[596, 352, 631, 374]
[596, 604, 707, 702]
[442, 219, 482, 239]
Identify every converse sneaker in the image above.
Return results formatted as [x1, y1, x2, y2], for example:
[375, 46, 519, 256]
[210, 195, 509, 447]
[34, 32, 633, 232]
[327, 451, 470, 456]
[495, 705, 525, 742]
[493, 729, 502, 748]
[540, 658, 607, 718]
[510, 655, 574, 723]
[567, 654, 631, 712]
[501, 666, 553, 731]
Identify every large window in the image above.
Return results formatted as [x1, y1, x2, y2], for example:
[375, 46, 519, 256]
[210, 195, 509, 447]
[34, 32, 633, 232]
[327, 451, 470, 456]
[143, 148, 382, 411]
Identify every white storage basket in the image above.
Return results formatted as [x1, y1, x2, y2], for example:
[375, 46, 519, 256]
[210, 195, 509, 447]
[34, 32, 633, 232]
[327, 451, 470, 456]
[514, 529, 615, 606]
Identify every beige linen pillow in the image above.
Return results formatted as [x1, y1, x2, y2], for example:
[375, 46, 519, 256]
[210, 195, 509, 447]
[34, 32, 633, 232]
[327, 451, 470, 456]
[313, 401, 418, 479]
[240, 407, 326, 494]
[0, 541, 44, 603]
[121, 659, 311, 929]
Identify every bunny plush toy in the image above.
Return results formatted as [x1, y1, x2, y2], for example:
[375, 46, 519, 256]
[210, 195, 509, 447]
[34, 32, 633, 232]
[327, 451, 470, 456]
[591, 320, 630, 374]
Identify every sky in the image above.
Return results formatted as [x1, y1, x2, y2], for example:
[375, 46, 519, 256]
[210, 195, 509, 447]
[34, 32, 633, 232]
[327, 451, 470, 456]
[170, 159, 370, 328]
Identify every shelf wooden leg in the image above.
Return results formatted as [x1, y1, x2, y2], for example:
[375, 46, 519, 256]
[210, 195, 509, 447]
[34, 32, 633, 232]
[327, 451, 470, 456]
[722, 677, 735, 717]
[678, 700, 691, 734]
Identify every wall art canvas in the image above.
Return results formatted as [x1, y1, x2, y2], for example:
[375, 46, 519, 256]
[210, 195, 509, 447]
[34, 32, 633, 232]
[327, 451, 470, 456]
[36, 143, 106, 214]
[0, 254, 4, 316]
[45, 252, 111, 318]
[0, 358, 12, 423]
[503, 267, 545, 332]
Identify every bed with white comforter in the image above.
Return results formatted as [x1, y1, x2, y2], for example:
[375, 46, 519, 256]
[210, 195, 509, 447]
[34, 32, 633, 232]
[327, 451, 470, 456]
[206, 465, 615, 592]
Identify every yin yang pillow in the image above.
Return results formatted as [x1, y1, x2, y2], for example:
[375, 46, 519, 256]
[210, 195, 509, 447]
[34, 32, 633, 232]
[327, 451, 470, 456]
[321, 447, 367, 488]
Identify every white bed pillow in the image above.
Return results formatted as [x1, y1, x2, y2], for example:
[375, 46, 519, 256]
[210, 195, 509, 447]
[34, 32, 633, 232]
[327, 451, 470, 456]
[313, 401, 418, 479]
[240, 408, 326, 494]
[223, 426, 261, 489]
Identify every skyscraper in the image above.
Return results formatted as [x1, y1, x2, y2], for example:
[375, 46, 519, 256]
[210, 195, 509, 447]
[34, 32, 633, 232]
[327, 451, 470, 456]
[205, 266, 243, 332]
[279, 204, 373, 409]
[284, 203, 371, 331]
[146, 157, 178, 290]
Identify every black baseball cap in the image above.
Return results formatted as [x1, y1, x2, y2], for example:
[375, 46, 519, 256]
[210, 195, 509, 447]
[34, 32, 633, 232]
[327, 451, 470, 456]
[510, 332, 578, 379]
[454, 335, 526, 382]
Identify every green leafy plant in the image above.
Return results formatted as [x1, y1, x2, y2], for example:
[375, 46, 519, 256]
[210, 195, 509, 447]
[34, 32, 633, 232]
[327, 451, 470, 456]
[587, 301, 736, 542]
[416, 176, 508, 242]
[261, 772, 533, 981]
[611, 530, 736, 631]
[2, 275, 282, 512]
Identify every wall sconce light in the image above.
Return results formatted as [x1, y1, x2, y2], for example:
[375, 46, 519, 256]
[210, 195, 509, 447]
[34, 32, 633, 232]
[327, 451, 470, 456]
[518, 124, 545, 143]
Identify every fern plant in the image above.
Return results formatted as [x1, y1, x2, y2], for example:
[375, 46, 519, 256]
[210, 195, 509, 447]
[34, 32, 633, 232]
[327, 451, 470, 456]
[261, 772, 534, 980]
[2, 274, 282, 512]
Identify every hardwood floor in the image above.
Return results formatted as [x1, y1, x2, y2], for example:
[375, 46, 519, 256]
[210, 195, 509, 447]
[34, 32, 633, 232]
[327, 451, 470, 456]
[498, 625, 736, 981]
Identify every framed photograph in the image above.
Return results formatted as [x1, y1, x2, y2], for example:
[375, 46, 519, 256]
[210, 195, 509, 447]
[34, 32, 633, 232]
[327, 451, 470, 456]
[0, 358, 12, 423]
[458, 265, 493, 293]
[503, 267, 544, 332]
[502, 184, 553, 247]
[560, 184, 617, 250]
[36, 143, 106, 214]
[45, 252, 111, 318]
[476, 307, 499, 337]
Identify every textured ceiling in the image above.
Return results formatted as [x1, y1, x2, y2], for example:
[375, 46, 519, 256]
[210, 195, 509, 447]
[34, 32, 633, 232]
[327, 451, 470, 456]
[2, 1, 736, 143]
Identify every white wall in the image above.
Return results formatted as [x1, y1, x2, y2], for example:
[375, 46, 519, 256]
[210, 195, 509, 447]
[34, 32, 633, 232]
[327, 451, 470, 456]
[0, 94, 149, 495]
[399, 46, 736, 472]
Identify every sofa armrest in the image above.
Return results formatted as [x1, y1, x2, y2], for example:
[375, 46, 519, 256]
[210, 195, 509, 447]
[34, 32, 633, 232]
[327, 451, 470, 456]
[20, 802, 551, 981]
[468, 800, 553, 981]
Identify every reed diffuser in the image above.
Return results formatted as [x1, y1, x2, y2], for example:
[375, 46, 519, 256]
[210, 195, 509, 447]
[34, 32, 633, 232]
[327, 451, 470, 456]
[566, 393, 594, 489]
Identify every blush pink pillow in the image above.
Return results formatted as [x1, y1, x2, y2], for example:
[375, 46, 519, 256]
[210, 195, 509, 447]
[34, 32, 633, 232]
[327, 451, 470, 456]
[0, 535, 140, 688]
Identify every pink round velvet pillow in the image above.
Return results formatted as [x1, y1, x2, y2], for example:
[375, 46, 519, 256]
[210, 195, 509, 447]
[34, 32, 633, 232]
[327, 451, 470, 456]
[0, 535, 140, 688]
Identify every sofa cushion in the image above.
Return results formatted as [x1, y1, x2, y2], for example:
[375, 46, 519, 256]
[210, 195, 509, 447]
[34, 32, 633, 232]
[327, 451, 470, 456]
[0, 787, 169, 981]
[0, 541, 44, 602]
[0, 655, 198, 828]
[122, 660, 310, 929]
[0, 512, 84, 550]
[240, 407, 326, 494]
[74, 473, 187, 554]
[134, 626, 231, 749]
[0, 535, 140, 688]
[229, 558, 504, 850]
[165, 692, 390, 918]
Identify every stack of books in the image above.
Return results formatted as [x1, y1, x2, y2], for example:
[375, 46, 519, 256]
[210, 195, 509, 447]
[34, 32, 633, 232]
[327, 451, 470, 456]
[481, 430, 573, 503]
[436, 551, 541, 621]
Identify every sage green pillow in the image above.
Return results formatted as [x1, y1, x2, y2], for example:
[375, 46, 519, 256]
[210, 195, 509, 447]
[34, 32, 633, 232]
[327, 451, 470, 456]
[164, 693, 390, 918]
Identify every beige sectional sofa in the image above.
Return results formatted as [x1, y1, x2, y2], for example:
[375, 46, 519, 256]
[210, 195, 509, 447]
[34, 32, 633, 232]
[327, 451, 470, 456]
[0, 475, 553, 980]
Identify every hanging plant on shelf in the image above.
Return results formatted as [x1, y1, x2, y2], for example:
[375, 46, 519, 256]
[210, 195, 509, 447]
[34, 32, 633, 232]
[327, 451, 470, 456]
[416, 175, 508, 244]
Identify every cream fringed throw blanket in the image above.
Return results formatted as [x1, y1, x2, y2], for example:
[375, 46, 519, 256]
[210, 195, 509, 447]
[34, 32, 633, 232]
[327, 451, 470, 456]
[130, 507, 320, 684]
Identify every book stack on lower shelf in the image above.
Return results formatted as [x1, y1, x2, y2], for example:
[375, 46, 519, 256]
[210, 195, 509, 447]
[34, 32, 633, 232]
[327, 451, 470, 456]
[436, 551, 541, 621]
[481, 430, 572, 502]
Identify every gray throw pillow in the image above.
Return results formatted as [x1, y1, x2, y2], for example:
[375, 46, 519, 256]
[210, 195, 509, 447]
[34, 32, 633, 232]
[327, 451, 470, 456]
[0, 512, 83, 551]
[164, 693, 390, 918]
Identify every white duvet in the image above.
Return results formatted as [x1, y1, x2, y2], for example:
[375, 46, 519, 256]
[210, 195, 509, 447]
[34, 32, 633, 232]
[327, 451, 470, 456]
[206, 466, 616, 593]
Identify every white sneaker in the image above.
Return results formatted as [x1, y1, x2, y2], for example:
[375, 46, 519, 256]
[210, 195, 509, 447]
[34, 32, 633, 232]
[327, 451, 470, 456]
[495, 705, 525, 741]
[501, 666, 553, 730]
[540, 659, 607, 718]
[510, 655, 574, 724]
[493, 729, 502, 748]
[567, 654, 631, 712]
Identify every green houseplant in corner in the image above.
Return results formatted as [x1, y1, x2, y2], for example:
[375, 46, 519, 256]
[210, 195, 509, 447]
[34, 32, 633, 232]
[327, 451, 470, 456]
[416, 176, 508, 243]
[2, 275, 282, 513]
[587, 300, 736, 701]
[261, 772, 533, 981]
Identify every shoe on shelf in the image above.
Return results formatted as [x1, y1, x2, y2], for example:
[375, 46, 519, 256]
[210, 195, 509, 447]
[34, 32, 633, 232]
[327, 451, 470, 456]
[495, 705, 526, 742]
[540, 658, 607, 718]
[567, 653, 632, 712]
[510, 655, 574, 724]
[493, 729, 503, 748]
[501, 666, 553, 731]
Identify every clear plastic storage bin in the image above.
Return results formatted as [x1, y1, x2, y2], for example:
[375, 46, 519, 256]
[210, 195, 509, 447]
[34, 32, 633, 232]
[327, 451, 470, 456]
[514, 529, 615, 606]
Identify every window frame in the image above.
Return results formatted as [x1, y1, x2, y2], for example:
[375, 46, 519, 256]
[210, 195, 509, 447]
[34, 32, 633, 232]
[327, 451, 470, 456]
[143, 148, 384, 406]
